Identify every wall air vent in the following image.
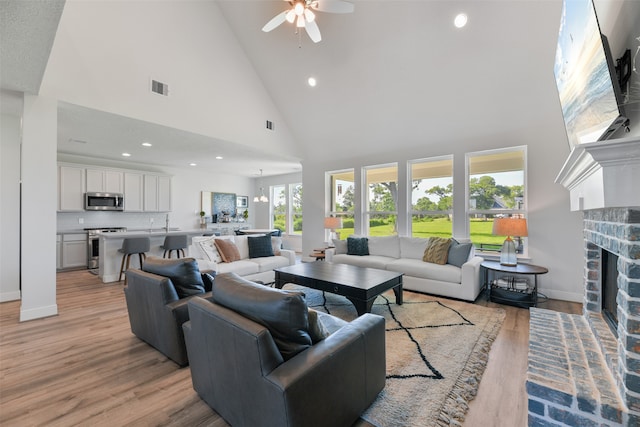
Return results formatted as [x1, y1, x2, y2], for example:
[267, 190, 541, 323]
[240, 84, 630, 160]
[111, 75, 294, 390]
[266, 120, 274, 130]
[151, 79, 169, 96]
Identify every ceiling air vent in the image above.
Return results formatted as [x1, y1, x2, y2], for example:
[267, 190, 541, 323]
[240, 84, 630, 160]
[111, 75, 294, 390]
[266, 120, 274, 130]
[151, 79, 169, 96]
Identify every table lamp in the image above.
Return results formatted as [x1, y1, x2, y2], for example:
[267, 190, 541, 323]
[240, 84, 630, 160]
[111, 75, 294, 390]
[324, 216, 343, 246]
[492, 217, 528, 266]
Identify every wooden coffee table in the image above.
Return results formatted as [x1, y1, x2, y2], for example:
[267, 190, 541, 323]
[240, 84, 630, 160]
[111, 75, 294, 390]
[274, 263, 403, 316]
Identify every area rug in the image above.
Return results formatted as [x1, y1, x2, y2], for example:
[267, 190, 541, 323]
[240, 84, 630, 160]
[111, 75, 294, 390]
[288, 286, 506, 427]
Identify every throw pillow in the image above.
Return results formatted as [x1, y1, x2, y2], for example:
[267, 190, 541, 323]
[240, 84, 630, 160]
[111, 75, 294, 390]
[333, 239, 348, 254]
[307, 308, 330, 343]
[212, 273, 312, 360]
[142, 256, 205, 298]
[271, 236, 283, 256]
[248, 234, 275, 258]
[347, 237, 369, 256]
[197, 238, 222, 263]
[214, 239, 241, 263]
[447, 238, 473, 268]
[422, 237, 452, 265]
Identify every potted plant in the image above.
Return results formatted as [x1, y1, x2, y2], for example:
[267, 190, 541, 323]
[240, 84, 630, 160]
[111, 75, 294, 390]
[199, 211, 206, 228]
[243, 210, 249, 221]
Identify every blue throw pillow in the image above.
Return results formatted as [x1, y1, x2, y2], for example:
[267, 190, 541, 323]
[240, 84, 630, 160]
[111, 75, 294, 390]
[347, 237, 369, 256]
[447, 238, 473, 268]
[248, 234, 275, 258]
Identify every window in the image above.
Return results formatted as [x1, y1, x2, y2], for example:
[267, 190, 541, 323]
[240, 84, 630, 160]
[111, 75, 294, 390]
[327, 170, 355, 239]
[271, 185, 286, 232]
[466, 147, 526, 253]
[271, 183, 303, 235]
[290, 183, 303, 235]
[364, 164, 398, 236]
[410, 156, 453, 238]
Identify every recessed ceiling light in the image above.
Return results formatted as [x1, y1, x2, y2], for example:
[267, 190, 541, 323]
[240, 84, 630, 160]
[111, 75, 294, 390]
[454, 13, 468, 28]
[141, 142, 152, 147]
[308, 77, 317, 87]
[189, 163, 197, 166]
[216, 156, 223, 160]
[122, 152, 131, 157]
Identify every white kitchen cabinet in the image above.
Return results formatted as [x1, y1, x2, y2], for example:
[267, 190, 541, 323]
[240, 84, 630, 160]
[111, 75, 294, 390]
[86, 169, 123, 193]
[123, 172, 144, 212]
[56, 235, 62, 270]
[58, 165, 86, 211]
[61, 233, 88, 269]
[144, 174, 171, 212]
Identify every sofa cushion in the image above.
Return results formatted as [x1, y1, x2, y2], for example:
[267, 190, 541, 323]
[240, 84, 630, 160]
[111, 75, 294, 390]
[142, 256, 205, 298]
[387, 258, 462, 284]
[347, 237, 369, 256]
[212, 273, 312, 360]
[250, 255, 291, 273]
[248, 234, 275, 258]
[215, 239, 241, 263]
[422, 237, 451, 265]
[232, 235, 249, 259]
[332, 254, 393, 270]
[367, 235, 400, 258]
[271, 236, 283, 255]
[399, 236, 430, 260]
[333, 238, 348, 254]
[216, 259, 260, 276]
[447, 238, 473, 268]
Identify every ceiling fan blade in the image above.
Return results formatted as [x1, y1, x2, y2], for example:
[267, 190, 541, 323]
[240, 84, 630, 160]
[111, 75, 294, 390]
[311, 0, 354, 14]
[262, 10, 288, 32]
[305, 20, 322, 43]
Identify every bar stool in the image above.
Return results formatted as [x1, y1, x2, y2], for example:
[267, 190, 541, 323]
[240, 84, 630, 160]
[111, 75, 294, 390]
[118, 237, 150, 284]
[161, 234, 188, 259]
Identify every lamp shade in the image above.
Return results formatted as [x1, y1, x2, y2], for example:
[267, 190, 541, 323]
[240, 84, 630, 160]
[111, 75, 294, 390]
[492, 217, 528, 237]
[324, 217, 343, 230]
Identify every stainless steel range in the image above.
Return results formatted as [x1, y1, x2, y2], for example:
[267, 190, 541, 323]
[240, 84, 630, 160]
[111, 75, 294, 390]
[85, 227, 127, 269]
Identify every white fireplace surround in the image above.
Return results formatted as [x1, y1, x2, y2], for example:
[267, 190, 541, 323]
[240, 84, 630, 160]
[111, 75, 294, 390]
[555, 136, 640, 211]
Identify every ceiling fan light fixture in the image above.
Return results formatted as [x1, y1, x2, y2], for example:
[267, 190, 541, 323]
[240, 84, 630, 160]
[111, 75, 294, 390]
[296, 15, 306, 28]
[304, 9, 315, 23]
[286, 9, 296, 23]
[294, 2, 305, 16]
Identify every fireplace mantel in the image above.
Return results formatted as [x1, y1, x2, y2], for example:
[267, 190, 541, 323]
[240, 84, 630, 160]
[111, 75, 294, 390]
[555, 136, 640, 211]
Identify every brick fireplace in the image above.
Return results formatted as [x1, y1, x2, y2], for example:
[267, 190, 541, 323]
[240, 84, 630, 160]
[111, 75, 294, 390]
[527, 137, 640, 426]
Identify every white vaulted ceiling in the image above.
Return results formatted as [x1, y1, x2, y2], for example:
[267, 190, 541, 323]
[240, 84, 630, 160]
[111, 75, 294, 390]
[3, 0, 637, 176]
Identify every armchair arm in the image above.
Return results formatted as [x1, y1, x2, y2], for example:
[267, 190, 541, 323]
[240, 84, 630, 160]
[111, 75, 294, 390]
[279, 249, 296, 266]
[461, 256, 483, 298]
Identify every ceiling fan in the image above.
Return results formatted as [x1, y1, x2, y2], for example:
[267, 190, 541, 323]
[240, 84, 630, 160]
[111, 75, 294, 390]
[262, 0, 355, 43]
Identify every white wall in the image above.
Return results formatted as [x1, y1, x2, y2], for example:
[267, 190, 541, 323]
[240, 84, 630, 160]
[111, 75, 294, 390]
[0, 110, 22, 302]
[302, 112, 586, 303]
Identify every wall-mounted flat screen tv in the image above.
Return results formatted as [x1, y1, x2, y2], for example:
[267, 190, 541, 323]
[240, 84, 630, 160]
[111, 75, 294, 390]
[554, 0, 627, 148]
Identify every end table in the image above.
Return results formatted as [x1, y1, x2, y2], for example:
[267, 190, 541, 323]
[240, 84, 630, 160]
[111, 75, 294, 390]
[481, 260, 548, 308]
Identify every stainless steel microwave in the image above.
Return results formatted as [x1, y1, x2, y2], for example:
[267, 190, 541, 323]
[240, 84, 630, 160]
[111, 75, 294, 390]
[85, 192, 124, 211]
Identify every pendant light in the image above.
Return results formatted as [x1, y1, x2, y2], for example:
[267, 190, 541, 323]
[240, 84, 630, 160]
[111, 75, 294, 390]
[253, 169, 269, 203]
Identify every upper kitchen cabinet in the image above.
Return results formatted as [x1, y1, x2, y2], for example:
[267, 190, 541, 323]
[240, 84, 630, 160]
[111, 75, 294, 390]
[123, 172, 144, 212]
[144, 174, 171, 212]
[58, 165, 85, 211]
[86, 169, 123, 194]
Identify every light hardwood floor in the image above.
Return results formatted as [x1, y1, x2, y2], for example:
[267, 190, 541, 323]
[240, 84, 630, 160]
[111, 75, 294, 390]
[0, 270, 581, 426]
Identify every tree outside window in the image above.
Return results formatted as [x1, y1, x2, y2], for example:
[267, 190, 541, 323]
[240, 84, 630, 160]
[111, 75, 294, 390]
[328, 170, 355, 239]
[410, 157, 453, 238]
[365, 164, 398, 236]
[467, 147, 527, 253]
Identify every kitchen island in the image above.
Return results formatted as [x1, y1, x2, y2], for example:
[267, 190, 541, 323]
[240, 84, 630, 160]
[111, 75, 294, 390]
[98, 229, 209, 283]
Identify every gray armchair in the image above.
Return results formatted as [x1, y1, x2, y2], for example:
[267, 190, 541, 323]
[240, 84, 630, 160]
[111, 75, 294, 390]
[182, 273, 386, 427]
[123, 257, 214, 366]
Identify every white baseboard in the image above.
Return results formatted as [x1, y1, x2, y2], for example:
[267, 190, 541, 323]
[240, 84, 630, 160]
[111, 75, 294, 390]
[0, 290, 21, 302]
[20, 304, 58, 321]
[539, 288, 583, 303]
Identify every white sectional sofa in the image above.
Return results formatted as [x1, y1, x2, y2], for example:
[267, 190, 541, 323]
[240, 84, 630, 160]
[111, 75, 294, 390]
[189, 234, 296, 284]
[325, 235, 484, 301]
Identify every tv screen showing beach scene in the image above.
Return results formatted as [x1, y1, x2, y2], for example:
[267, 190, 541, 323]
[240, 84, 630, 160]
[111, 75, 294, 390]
[554, 0, 622, 148]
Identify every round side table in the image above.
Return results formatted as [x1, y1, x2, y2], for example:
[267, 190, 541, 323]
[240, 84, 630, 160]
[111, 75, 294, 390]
[481, 260, 548, 307]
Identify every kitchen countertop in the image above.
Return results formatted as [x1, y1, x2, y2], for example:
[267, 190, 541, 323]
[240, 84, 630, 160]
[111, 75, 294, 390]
[99, 228, 209, 239]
